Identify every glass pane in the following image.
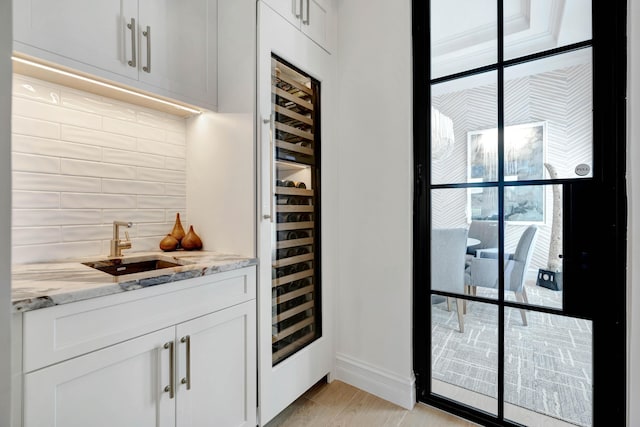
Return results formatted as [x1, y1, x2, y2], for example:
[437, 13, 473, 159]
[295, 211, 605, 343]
[430, 0, 497, 79]
[504, 309, 593, 426]
[504, 0, 592, 61]
[504, 185, 563, 310]
[465, 185, 564, 309]
[432, 300, 499, 415]
[271, 56, 320, 365]
[505, 48, 593, 180]
[431, 71, 497, 185]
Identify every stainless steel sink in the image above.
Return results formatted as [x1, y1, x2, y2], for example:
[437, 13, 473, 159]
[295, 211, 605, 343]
[82, 256, 187, 276]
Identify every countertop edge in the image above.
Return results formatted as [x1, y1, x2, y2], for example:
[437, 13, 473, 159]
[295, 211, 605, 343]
[12, 252, 258, 314]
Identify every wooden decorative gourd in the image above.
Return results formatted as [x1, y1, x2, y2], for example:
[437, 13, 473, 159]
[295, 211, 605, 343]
[159, 234, 179, 251]
[171, 212, 186, 242]
[181, 225, 203, 250]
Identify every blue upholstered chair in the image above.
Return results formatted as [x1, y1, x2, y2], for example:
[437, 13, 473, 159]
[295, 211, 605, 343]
[431, 228, 468, 333]
[465, 220, 499, 267]
[464, 225, 538, 326]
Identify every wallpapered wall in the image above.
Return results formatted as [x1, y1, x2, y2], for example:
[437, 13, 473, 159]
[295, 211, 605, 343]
[431, 62, 593, 275]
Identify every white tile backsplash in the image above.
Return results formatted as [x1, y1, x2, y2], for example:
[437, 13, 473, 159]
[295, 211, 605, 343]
[12, 116, 60, 139]
[12, 74, 189, 264]
[102, 147, 165, 168]
[13, 172, 102, 192]
[13, 97, 102, 129]
[12, 153, 61, 173]
[13, 191, 60, 209]
[61, 125, 137, 151]
[13, 134, 102, 160]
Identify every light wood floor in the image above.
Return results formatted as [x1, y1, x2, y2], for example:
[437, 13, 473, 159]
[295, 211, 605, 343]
[264, 380, 479, 427]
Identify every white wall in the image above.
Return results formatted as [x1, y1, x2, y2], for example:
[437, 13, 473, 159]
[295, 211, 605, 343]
[185, 0, 256, 258]
[11, 74, 188, 264]
[628, 1, 639, 424]
[334, 0, 415, 409]
[0, 0, 11, 421]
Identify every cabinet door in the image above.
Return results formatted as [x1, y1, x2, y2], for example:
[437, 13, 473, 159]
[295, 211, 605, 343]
[138, 0, 218, 109]
[13, 0, 138, 80]
[23, 327, 176, 427]
[300, 0, 334, 53]
[175, 300, 256, 427]
[262, 0, 302, 28]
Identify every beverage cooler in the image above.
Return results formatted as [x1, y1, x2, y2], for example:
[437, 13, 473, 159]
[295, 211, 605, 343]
[269, 55, 321, 365]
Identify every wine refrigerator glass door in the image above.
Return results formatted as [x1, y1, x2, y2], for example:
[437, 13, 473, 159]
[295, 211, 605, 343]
[270, 55, 321, 365]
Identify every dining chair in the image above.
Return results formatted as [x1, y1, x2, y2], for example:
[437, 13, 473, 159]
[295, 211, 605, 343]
[466, 220, 499, 267]
[464, 225, 538, 326]
[431, 228, 468, 333]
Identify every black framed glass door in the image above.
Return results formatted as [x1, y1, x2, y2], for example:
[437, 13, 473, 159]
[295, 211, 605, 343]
[413, 1, 626, 426]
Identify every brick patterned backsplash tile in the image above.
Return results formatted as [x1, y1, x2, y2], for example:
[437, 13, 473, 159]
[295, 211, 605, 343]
[11, 74, 189, 264]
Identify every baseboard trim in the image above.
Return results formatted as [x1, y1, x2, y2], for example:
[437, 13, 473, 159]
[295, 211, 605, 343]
[334, 353, 415, 410]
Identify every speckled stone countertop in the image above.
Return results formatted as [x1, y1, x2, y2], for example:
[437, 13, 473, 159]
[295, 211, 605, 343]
[12, 251, 258, 313]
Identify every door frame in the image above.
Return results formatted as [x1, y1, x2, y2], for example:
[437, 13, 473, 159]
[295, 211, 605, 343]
[412, 1, 627, 425]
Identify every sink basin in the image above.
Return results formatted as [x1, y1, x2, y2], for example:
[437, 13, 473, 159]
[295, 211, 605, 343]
[82, 257, 186, 276]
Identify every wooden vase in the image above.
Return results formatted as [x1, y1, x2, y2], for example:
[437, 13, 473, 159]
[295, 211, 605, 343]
[170, 213, 186, 242]
[181, 225, 203, 250]
[159, 234, 179, 252]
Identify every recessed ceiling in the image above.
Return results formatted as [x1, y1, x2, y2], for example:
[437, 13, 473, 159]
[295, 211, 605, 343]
[430, 0, 592, 79]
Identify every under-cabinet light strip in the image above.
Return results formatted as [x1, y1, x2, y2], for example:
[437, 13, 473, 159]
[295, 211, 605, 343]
[11, 56, 202, 115]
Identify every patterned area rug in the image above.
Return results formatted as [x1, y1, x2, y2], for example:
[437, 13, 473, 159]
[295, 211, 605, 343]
[431, 284, 592, 427]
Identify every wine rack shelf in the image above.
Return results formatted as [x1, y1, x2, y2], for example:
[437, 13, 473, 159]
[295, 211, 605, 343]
[272, 331, 315, 363]
[271, 55, 320, 365]
[272, 269, 314, 287]
[276, 221, 314, 231]
[276, 237, 313, 249]
[275, 187, 314, 197]
[275, 140, 314, 156]
[273, 284, 314, 305]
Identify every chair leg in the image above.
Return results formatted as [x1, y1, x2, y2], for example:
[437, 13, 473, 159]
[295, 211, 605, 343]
[515, 292, 528, 326]
[522, 286, 529, 304]
[463, 285, 468, 314]
[446, 297, 452, 312]
[455, 299, 464, 333]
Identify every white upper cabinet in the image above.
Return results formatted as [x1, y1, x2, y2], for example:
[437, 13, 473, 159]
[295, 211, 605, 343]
[13, 0, 218, 110]
[262, 0, 335, 53]
[137, 0, 217, 108]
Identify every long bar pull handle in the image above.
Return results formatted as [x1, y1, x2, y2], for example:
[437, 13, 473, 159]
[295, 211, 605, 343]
[142, 26, 151, 73]
[180, 335, 191, 390]
[302, 0, 310, 25]
[127, 18, 137, 68]
[294, 0, 302, 18]
[268, 114, 275, 223]
[163, 341, 175, 398]
[261, 116, 274, 221]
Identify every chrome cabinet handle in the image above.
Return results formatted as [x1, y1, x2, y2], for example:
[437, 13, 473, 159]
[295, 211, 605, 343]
[127, 18, 136, 68]
[142, 26, 151, 73]
[163, 341, 175, 398]
[294, 0, 302, 18]
[302, 0, 310, 24]
[180, 335, 191, 390]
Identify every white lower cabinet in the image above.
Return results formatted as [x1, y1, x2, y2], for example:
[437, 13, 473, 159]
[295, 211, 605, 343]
[19, 267, 257, 427]
[175, 302, 256, 427]
[24, 327, 177, 427]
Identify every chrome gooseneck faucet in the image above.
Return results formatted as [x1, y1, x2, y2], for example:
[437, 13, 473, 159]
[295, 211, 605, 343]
[110, 221, 133, 257]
